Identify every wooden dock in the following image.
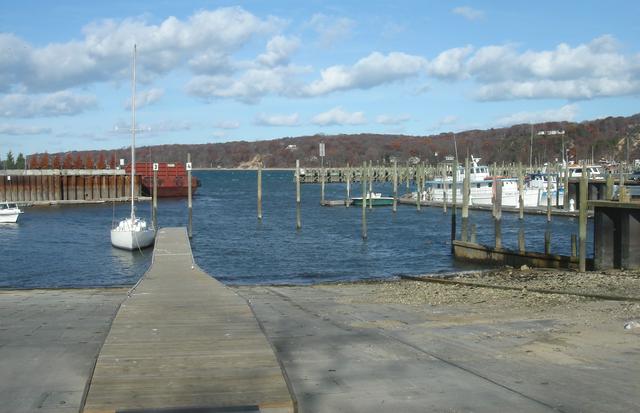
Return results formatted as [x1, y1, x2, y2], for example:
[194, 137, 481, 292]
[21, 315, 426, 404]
[82, 227, 295, 413]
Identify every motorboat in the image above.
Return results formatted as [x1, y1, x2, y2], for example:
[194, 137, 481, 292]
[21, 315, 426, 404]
[351, 192, 394, 206]
[0, 202, 22, 223]
[111, 44, 155, 250]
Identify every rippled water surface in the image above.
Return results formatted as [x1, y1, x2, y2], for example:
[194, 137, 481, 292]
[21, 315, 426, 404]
[0, 170, 593, 288]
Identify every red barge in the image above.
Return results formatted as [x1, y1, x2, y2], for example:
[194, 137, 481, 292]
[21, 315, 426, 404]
[126, 162, 199, 198]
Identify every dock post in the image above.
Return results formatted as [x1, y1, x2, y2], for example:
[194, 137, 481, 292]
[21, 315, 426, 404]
[442, 167, 447, 213]
[296, 159, 301, 230]
[619, 167, 626, 201]
[345, 164, 351, 207]
[416, 164, 421, 211]
[451, 160, 458, 247]
[368, 161, 373, 209]
[320, 158, 325, 205]
[563, 166, 570, 208]
[461, 157, 470, 241]
[187, 153, 193, 238]
[152, 167, 157, 230]
[361, 162, 367, 240]
[544, 230, 551, 255]
[518, 163, 524, 220]
[578, 165, 588, 271]
[518, 227, 525, 253]
[257, 162, 262, 220]
[606, 172, 614, 200]
[571, 234, 577, 258]
[392, 160, 398, 213]
[471, 223, 477, 243]
[494, 177, 502, 249]
[546, 166, 552, 222]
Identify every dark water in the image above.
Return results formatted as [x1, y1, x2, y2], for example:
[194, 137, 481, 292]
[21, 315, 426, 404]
[0, 171, 593, 288]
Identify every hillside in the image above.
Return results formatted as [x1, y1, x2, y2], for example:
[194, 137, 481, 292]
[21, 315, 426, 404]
[23, 113, 640, 169]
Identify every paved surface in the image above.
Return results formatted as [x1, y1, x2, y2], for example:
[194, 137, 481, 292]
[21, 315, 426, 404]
[0, 288, 126, 413]
[236, 284, 640, 413]
[83, 227, 294, 413]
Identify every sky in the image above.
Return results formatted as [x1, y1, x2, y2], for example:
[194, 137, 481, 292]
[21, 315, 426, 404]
[1, 0, 639, 156]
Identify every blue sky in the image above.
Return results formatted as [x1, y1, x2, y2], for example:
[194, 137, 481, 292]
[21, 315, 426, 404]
[1, 0, 639, 156]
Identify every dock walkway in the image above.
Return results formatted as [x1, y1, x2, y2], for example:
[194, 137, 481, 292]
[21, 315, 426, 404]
[82, 227, 295, 413]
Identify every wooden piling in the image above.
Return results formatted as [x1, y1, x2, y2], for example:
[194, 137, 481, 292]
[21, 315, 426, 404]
[517, 163, 524, 220]
[152, 168, 158, 230]
[442, 167, 447, 213]
[416, 164, 421, 211]
[187, 153, 193, 238]
[578, 165, 588, 272]
[345, 164, 351, 207]
[494, 177, 502, 249]
[461, 157, 470, 242]
[451, 161, 458, 247]
[470, 223, 477, 244]
[257, 162, 262, 220]
[606, 172, 614, 200]
[392, 160, 398, 213]
[361, 162, 367, 240]
[320, 160, 325, 205]
[571, 234, 577, 258]
[368, 161, 373, 209]
[563, 166, 570, 208]
[295, 159, 301, 230]
[544, 230, 551, 255]
[546, 167, 552, 222]
[518, 227, 525, 253]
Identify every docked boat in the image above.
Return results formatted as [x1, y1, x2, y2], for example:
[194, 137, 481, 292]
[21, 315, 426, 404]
[567, 164, 604, 180]
[111, 45, 155, 251]
[351, 192, 394, 206]
[0, 202, 22, 223]
[422, 156, 539, 207]
[527, 172, 564, 207]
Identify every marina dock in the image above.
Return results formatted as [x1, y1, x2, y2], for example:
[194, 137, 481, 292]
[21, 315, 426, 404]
[82, 227, 295, 413]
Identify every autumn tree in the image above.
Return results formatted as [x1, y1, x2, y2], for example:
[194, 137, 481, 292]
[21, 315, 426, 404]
[29, 154, 39, 169]
[85, 153, 95, 169]
[74, 153, 84, 169]
[109, 153, 117, 169]
[96, 152, 106, 169]
[63, 153, 74, 169]
[39, 152, 49, 169]
[52, 154, 62, 169]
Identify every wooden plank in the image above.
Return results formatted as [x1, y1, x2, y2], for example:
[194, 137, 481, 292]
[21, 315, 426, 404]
[83, 227, 295, 413]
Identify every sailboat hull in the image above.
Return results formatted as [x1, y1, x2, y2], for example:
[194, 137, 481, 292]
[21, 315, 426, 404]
[111, 228, 155, 250]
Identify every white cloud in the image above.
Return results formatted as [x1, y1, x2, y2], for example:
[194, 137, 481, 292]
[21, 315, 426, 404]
[214, 120, 240, 129]
[0, 123, 51, 135]
[255, 113, 300, 126]
[312, 107, 366, 126]
[308, 14, 355, 47]
[427, 46, 473, 79]
[439, 115, 459, 125]
[0, 7, 283, 93]
[0, 91, 97, 118]
[125, 88, 164, 109]
[186, 65, 305, 103]
[303, 52, 427, 96]
[376, 114, 411, 125]
[427, 35, 640, 100]
[257, 35, 300, 67]
[452, 6, 485, 21]
[495, 104, 579, 126]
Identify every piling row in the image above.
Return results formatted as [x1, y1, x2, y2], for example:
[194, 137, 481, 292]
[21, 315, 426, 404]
[0, 170, 141, 203]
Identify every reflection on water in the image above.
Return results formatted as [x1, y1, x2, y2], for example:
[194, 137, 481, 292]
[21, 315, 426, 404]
[0, 170, 593, 288]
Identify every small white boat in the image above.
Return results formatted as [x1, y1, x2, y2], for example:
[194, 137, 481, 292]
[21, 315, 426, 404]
[0, 202, 22, 223]
[111, 44, 155, 251]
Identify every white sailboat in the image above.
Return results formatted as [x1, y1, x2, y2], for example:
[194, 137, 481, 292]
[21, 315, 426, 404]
[111, 45, 155, 250]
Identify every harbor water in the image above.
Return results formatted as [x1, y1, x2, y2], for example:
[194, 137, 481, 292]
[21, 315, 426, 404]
[0, 170, 593, 288]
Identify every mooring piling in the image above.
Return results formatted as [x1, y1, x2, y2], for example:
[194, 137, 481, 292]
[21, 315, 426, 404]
[361, 162, 367, 240]
[518, 227, 526, 253]
[461, 157, 470, 242]
[152, 166, 157, 230]
[546, 167, 552, 222]
[187, 153, 193, 238]
[257, 162, 262, 220]
[345, 164, 351, 207]
[392, 160, 398, 213]
[579, 165, 588, 271]
[544, 230, 551, 255]
[451, 160, 458, 247]
[494, 176, 502, 249]
[295, 159, 301, 230]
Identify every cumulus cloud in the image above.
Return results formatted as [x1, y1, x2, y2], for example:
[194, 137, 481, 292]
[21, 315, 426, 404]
[0, 123, 51, 135]
[376, 114, 411, 125]
[0, 91, 97, 118]
[428, 35, 640, 100]
[214, 120, 240, 129]
[495, 104, 579, 126]
[125, 88, 164, 109]
[303, 52, 427, 96]
[312, 107, 366, 126]
[257, 35, 300, 67]
[255, 112, 300, 126]
[308, 13, 355, 47]
[452, 6, 485, 21]
[0, 7, 283, 93]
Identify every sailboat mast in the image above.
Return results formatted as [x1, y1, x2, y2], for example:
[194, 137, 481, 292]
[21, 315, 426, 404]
[130, 44, 136, 220]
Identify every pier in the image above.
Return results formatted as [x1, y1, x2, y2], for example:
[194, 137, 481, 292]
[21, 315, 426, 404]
[0, 169, 142, 204]
[82, 228, 295, 413]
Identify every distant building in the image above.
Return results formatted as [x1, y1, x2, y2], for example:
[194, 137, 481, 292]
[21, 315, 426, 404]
[285, 144, 297, 151]
[537, 130, 565, 136]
